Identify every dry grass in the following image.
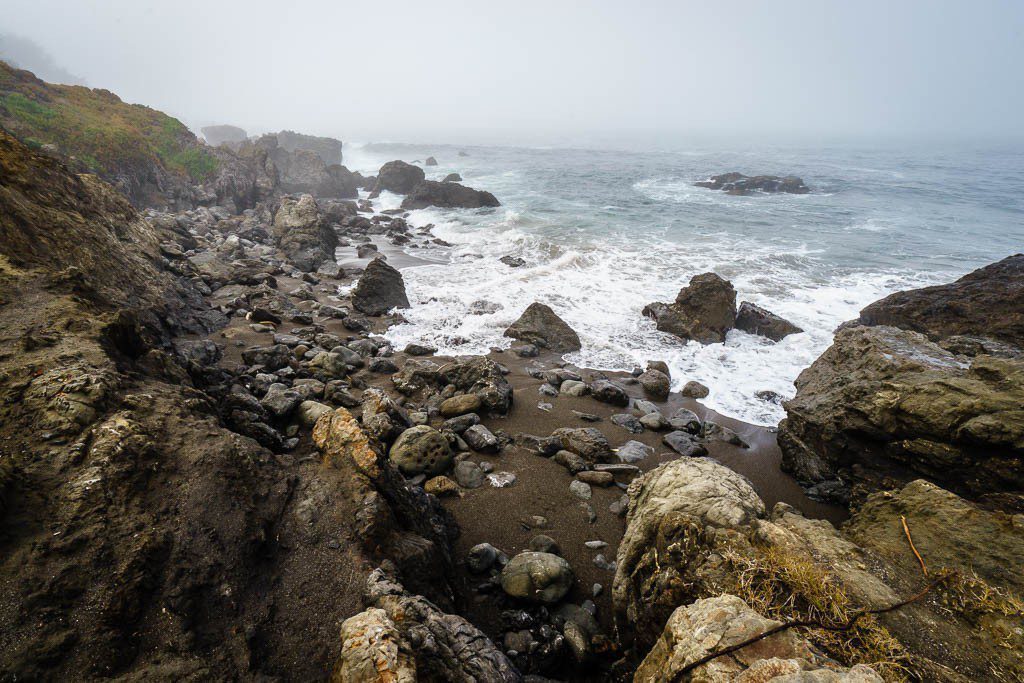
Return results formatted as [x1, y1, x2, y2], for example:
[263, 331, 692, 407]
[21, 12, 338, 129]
[719, 545, 912, 681]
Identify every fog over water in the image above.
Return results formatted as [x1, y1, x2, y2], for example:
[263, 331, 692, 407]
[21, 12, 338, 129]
[3, 0, 1023, 145]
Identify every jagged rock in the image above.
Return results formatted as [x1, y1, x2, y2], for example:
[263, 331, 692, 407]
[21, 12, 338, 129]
[352, 257, 410, 316]
[503, 302, 581, 352]
[778, 324, 1024, 506]
[389, 425, 453, 477]
[334, 608, 417, 682]
[695, 172, 810, 195]
[857, 254, 1024, 351]
[500, 552, 574, 603]
[643, 273, 737, 344]
[272, 194, 337, 272]
[635, 595, 882, 682]
[735, 301, 803, 341]
[274, 130, 343, 165]
[374, 160, 425, 194]
[359, 569, 520, 682]
[680, 380, 709, 398]
[401, 180, 501, 210]
[463, 424, 499, 452]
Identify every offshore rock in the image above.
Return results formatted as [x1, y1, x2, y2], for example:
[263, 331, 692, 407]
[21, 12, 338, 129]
[643, 272, 737, 344]
[503, 302, 581, 352]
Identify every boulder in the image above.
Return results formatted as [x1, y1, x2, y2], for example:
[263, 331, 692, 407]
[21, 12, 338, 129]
[777, 324, 1024, 507]
[613, 458, 765, 650]
[503, 302, 582, 353]
[400, 180, 500, 210]
[735, 301, 803, 341]
[857, 254, 1024, 351]
[680, 380, 709, 398]
[695, 172, 810, 195]
[374, 160, 425, 194]
[442, 173, 462, 182]
[389, 425, 453, 477]
[352, 257, 410, 316]
[643, 272, 737, 344]
[439, 394, 482, 417]
[500, 551, 574, 603]
[272, 194, 337, 272]
[334, 608, 417, 682]
[424, 156, 438, 166]
[552, 427, 614, 463]
[589, 379, 629, 407]
[637, 368, 670, 399]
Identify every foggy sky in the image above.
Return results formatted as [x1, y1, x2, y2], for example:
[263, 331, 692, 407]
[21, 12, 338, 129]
[3, 0, 1023, 145]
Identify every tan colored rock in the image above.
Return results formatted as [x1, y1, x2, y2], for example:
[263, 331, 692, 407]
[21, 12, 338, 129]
[332, 608, 416, 682]
[313, 407, 382, 478]
[635, 595, 882, 683]
[424, 475, 461, 497]
[439, 393, 482, 417]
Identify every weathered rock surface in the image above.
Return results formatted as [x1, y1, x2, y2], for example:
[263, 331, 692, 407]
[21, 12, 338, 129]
[201, 124, 248, 147]
[400, 180, 500, 210]
[500, 551, 575, 603]
[352, 257, 410, 315]
[643, 272, 737, 344]
[438, 357, 514, 416]
[635, 595, 882, 682]
[503, 302, 582, 352]
[778, 324, 1024, 507]
[389, 425, 453, 477]
[735, 301, 803, 341]
[857, 254, 1024, 351]
[333, 607, 416, 682]
[695, 172, 811, 195]
[272, 193, 337, 272]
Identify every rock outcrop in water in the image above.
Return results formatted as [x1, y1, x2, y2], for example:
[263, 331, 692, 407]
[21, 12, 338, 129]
[351, 257, 411, 315]
[401, 179, 501, 209]
[695, 172, 811, 195]
[643, 272, 738, 343]
[374, 160, 426, 194]
[504, 302, 582, 352]
[735, 301, 803, 341]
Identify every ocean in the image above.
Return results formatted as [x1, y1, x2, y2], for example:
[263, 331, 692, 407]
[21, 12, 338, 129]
[341, 139, 1024, 426]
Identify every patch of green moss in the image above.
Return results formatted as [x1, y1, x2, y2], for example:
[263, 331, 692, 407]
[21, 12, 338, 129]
[0, 61, 218, 183]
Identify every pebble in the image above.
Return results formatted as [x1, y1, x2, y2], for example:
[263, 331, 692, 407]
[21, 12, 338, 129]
[584, 540, 607, 549]
[616, 440, 653, 463]
[538, 383, 559, 396]
[537, 402, 553, 412]
[529, 535, 561, 555]
[581, 503, 597, 523]
[593, 554, 616, 571]
[572, 411, 601, 422]
[592, 583, 603, 597]
[611, 413, 644, 434]
[576, 470, 614, 486]
[487, 472, 517, 488]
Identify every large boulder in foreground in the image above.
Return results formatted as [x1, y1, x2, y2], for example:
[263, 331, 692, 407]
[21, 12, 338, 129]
[635, 595, 882, 682]
[643, 272, 737, 344]
[735, 301, 803, 341]
[613, 458, 765, 651]
[400, 180, 500, 210]
[695, 172, 810, 195]
[857, 254, 1024, 351]
[778, 324, 1024, 507]
[352, 257, 410, 315]
[504, 302, 581, 352]
[272, 193, 337, 272]
[374, 160, 425, 194]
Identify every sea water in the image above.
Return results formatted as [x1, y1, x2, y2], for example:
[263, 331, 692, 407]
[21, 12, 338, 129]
[341, 139, 1024, 425]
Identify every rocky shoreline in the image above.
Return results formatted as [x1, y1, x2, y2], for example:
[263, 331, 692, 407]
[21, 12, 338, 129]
[1, 93, 1023, 682]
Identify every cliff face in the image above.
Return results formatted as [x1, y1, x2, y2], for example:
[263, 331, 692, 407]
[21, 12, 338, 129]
[0, 60, 218, 209]
[0, 130, 453, 680]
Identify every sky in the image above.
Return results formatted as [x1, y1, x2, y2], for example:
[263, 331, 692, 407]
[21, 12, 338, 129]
[2, 0, 1023, 146]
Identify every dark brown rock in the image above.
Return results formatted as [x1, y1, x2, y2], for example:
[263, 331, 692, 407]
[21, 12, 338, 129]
[400, 180, 500, 210]
[503, 302, 581, 352]
[735, 301, 802, 341]
[643, 273, 737, 344]
[695, 172, 810, 195]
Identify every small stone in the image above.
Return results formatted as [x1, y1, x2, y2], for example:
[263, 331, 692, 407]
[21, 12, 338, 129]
[592, 583, 603, 597]
[611, 413, 644, 434]
[593, 554, 616, 571]
[424, 475, 460, 497]
[468, 543, 499, 573]
[454, 460, 485, 488]
[584, 540, 607, 549]
[554, 450, 589, 474]
[616, 440, 653, 463]
[572, 411, 601, 422]
[487, 472, 517, 488]
[440, 393, 482, 417]
[529, 535, 561, 555]
[560, 380, 589, 397]
[569, 480, 592, 501]
[464, 424, 499, 452]
[577, 471, 614, 486]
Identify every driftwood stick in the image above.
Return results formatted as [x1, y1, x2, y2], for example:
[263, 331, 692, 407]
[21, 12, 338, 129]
[670, 577, 944, 681]
[902, 515, 928, 576]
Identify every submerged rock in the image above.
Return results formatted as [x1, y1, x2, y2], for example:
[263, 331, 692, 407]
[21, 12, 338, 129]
[351, 257, 410, 315]
[643, 272, 737, 344]
[735, 301, 803, 341]
[695, 172, 810, 195]
[503, 302, 582, 353]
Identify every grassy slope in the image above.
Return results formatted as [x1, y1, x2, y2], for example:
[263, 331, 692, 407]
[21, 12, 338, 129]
[0, 60, 217, 183]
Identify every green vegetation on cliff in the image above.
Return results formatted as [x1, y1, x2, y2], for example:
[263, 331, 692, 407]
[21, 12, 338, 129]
[0, 60, 217, 183]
